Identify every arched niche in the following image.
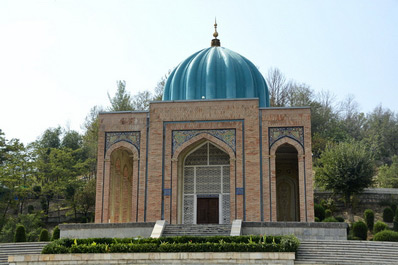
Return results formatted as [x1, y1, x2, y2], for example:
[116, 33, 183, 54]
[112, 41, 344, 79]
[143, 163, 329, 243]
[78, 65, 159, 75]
[103, 141, 139, 223]
[275, 143, 299, 221]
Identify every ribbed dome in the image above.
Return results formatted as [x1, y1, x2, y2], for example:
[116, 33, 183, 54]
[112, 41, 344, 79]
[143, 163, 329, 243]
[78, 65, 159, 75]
[162, 47, 270, 107]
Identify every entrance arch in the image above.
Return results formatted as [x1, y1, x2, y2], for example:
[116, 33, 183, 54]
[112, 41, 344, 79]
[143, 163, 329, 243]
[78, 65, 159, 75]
[275, 143, 299, 221]
[180, 141, 231, 224]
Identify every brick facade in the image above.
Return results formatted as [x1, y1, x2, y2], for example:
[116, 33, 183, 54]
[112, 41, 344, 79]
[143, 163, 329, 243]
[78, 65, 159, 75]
[95, 98, 314, 223]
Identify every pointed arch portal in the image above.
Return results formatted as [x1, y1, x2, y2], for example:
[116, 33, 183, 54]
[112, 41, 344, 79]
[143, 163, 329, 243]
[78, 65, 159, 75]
[180, 141, 231, 224]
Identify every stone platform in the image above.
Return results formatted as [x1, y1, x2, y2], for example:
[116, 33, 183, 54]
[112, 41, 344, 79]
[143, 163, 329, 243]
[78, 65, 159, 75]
[60, 221, 347, 241]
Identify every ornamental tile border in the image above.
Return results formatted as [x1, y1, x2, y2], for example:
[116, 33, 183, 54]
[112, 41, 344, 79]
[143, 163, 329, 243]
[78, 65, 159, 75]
[105, 131, 140, 154]
[172, 129, 236, 155]
[269, 127, 304, 148]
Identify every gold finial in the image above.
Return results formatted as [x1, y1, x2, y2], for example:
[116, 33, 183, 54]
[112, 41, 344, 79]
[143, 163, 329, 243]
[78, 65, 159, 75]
[213, 18, 218, 38]
[211, 18, 221, 47]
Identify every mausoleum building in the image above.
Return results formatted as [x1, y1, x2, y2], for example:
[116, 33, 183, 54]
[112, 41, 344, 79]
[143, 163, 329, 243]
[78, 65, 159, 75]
[95, 25, 315, 225]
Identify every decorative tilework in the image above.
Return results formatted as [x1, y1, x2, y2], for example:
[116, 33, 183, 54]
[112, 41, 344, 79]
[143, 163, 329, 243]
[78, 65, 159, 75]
[172, 129, 235, 155]
[105, 131, 140, 153]
[163, 188, 171, 196]
[269, 127, 304, 147]
[236, 188, 244, 195]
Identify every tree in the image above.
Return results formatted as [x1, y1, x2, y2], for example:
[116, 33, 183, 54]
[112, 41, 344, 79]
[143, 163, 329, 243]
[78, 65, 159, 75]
[376, 155, 398, 188]
[0, 137, 33, 217]
[315, 141, 375, 219]
[107, 80, 134, 111]
[266, 68, 290, 107]
[362, 106, 398, 165]
[74, 178, 96, 222]
[338, 95, 366, 141]
[81, 105, 104, 180]
[131, 91, 151, 111]
[153, 70, 171, 101]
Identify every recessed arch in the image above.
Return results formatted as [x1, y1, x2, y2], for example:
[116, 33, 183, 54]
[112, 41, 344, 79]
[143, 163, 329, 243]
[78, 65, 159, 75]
[174, 136, 234, 224]
[269, 137, 306, 222]
[275, 143, 299, 221]
[102, 141, 139, 223]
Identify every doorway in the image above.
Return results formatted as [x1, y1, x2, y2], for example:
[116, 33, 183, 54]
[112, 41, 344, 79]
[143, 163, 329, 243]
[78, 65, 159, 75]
[197, 198, 219, 224]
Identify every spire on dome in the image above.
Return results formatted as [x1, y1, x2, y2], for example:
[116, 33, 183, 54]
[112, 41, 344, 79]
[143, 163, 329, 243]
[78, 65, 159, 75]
[211, 18, 221, 47]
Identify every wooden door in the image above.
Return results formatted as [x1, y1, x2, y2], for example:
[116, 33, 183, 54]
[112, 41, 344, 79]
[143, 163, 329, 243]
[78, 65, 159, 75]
[197, 198, 219, 224]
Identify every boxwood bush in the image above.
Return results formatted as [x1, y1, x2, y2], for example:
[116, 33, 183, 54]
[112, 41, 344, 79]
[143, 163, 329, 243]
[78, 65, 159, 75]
[383, 207, 394, 222]
[42, 235, 300, 254]
[364, 209, 374, 232]
[352, 221, 367, 240]
[314, 204, 325, 221]
[322, 217, 338, 222]
[373, 221, 389, 234]
[373, 230, 398, 242]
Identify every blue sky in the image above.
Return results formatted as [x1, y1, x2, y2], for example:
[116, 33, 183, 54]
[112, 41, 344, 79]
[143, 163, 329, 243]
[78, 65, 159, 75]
[0, 0, 397, 144]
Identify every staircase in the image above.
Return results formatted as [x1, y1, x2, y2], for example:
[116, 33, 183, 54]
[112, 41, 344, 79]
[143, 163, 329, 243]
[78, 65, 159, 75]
[162, 224, 231, 237]
[0, 242, 48, 265]
[296, 240, 398, 265]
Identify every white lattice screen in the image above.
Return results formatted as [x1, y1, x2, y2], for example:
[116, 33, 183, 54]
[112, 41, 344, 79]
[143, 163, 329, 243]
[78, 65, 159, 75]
[183, 142, 230, 224]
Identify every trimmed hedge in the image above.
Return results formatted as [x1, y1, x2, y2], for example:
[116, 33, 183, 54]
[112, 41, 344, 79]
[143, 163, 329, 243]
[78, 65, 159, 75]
[373, 221, 389, 234]
[335, 216, 345, 222]
[52, 226, 60, 241]
[373, 230, 398, 242]
[383, 207, 394, 222]
[322, 217, 338, 222]
[364, 209, 374, 232]
[314, 204, 325, 221]
[42, 235, 300, 254]
[39, 229, 50, 241]
[14, 225, 26, 242]
[394, 210, 398, 232]
[352, 221, 367, 240]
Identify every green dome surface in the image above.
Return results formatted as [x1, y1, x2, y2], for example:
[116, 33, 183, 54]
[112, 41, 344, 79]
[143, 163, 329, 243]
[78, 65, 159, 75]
[162, 47, 270, 107]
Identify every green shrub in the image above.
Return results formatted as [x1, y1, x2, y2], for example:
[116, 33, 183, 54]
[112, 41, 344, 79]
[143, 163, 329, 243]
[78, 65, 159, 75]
[335, 216, 345, 222]
[51, 226, 60, 241]
[325, 209, 332, 218]
[383, 207, 394, 222]
[347, 235, 362, 240]
[314, 217, 320, 222]
[393, 210, 398, 232]
[39, 229, 50, 241]
[391, 204, 397, 214]
[27, 205, 34, 214]
[314, 204, 325, 221]
[373, 230, 398, 242]
[352, 221, 367, 240]
[322, 217, 338, 222]
[364, 209, 374, 232]
[42, 235, 300, 254]
[14, 225, 26, 242]
[373, 221, 389, 234]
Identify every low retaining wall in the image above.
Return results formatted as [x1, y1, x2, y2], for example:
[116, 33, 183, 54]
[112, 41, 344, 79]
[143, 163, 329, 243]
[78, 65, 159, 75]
[315, 188, 398, 206]
[242, 222, 348, 241]
[9, 252, 295, 265]
[59, 222, 155, 239]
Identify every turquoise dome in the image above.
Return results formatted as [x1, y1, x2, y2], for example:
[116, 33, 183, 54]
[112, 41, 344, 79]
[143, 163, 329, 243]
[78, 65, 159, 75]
[162, 46, 270, 107]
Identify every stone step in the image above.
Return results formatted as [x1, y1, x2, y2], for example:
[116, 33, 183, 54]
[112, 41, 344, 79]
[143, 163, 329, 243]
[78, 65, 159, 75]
[296, 241, 398, 265]
[0, 242, 48, 265]
[162, 224, 230, 237]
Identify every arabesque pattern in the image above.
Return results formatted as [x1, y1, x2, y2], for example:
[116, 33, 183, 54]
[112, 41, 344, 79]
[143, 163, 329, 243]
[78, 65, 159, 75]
[105, 131, 140, 153]
[173, 129, 235, 155]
